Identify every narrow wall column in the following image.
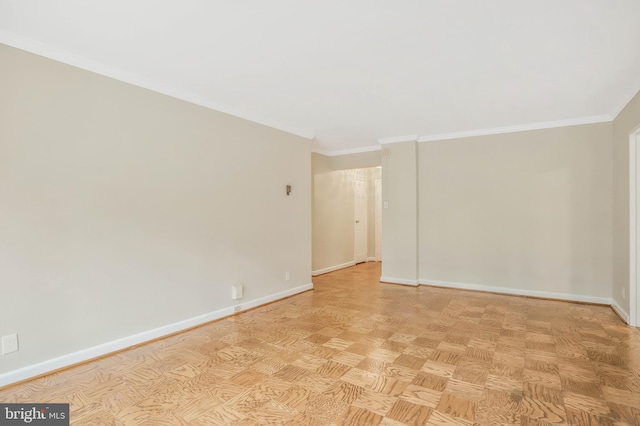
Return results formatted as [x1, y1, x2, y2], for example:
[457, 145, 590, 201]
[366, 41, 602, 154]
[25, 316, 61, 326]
[380, 138, 419, 285]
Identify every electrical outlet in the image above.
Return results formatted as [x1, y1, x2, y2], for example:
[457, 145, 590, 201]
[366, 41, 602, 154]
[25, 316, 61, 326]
[285, 271, 290, 281]
[2, 333, 18, 355]
[232, 284, 244, 300]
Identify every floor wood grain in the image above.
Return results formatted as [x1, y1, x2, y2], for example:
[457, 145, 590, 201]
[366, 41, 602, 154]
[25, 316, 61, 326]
[1, 262, 639, 425]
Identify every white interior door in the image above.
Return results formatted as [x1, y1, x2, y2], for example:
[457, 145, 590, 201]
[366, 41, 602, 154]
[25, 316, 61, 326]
[354, 178, 367, 264]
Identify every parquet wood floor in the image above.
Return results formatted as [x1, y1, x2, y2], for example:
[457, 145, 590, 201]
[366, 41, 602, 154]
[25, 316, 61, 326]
[2, 262, 640, 425]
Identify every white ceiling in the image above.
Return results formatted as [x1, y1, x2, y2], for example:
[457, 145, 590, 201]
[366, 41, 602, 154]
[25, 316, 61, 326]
[1, 1, 640, 155]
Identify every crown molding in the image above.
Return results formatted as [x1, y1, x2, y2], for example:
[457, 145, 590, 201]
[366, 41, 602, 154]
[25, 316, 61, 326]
[611, 80, 640, 120]
[417, 115, 612, 143]
[378, 135, 419, 144]
[4, 29, 637, 149]
[0, 32, 314, 140]
[312, 145, 381, 157]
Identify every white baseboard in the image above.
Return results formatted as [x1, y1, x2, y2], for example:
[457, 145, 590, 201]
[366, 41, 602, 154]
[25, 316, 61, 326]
[610, 298, 630, 324]
[380, 276, 419, 286]
[234, 283, 313, 312]
[0, 283, 313, 388]
[312, 261, 355, 276]
[366, 257, 378, 262]
[419, 278, 611, 305]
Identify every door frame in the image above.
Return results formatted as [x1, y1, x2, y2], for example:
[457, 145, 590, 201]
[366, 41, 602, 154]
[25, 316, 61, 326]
[375, 178, 382, 261]
[629, 125, 640, 326]
[354, 177, 367, 264]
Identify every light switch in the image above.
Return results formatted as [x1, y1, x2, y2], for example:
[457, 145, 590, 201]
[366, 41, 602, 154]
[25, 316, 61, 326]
[2, 334, 18, 355]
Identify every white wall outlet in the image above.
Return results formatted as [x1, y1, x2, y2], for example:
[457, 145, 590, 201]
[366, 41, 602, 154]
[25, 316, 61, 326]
[285, 271, 290, 281]
[232, 284, 244, 300]
[2, 333, 18, 355]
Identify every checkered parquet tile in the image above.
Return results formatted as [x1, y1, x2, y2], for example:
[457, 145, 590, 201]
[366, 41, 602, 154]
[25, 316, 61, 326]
[2, 262, 640, 425]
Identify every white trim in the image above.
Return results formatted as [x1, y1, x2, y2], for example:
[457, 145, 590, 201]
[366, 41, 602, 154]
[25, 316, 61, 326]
[312, 261, 355, 276]
[611, 298, 631, 324]
[311, 149, 333, 157]
[313, 145, 381, 157]
[378, 135, 419, 145]
[0, 283, 313, 388]
[611, 83, 640, 120]
[630, 130, 636, 326]
[320, 110, 626, 153]
[417, 115, 612, 143]
[233, 283, 313, 312]
[5, 28, 636, 154]
[0, 30, 314, 141]
[366, 257, 378, 262]
[380, 276, 419, 286]
[354, 177, 368, 265]
[629, 125, 640, 326]
[6, 29, 639, 154]
[419, 279, 611, 305]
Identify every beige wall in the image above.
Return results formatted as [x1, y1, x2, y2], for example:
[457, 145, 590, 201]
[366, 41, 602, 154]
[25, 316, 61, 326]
[381, 141, 419, 284]
[367, 167, 382, 257]
[312, 153, 355, 272]
[419, 123, 613, 300]
[328, 150, 381, 170]
[612, 90, 640, 317]
[311, 153, 380, 274]
[0, 44, 311, 377]
[1, 38, 637, 384]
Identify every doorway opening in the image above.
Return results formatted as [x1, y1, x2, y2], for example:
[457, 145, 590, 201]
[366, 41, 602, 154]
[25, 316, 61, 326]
[311, 158, 382, 276]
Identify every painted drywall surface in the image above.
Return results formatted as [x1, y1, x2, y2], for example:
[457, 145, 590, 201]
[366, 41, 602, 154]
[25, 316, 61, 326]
[419, 123, 612, 298]
[329, 150, 381, 170]
[381, 141, 418, 282]
[612, 90, 640, 316]
[367, 167, 382, 258]
[0, 44, 311, 374]
[311, 153, 355, 272]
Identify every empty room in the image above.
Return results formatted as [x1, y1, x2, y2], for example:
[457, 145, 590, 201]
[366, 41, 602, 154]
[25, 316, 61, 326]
[2, 1, 640, 425]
